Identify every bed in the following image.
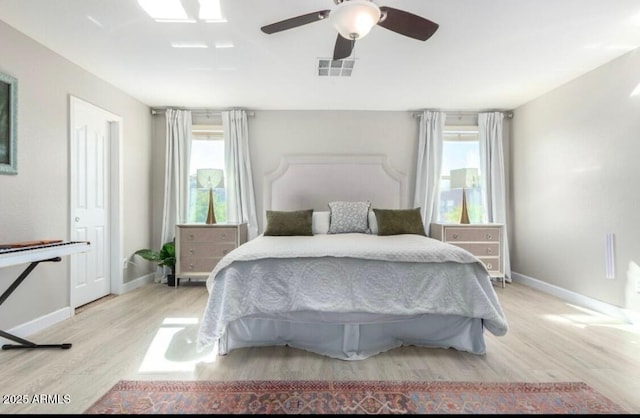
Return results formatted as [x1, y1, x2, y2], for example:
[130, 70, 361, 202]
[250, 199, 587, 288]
[196, 154, 508, 360]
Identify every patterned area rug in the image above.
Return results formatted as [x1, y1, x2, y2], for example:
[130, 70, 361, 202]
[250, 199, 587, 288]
[84, 380, 628, 414]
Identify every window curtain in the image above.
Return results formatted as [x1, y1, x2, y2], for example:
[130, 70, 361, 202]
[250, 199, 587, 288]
[478, 112, 511, 280]
[159, 109, 192, 281]
[222, 109, 258, 240]
[413, 110, 445, 229]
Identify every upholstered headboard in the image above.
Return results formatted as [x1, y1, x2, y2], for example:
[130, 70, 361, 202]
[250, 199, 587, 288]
[264, 154, 409, 212]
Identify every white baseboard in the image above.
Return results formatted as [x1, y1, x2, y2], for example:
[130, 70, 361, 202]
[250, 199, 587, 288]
[0, 307, 72, 346]
[512, 271, 640, 325]
[0, 273, 157, 345]
[121, 273, 156, 293]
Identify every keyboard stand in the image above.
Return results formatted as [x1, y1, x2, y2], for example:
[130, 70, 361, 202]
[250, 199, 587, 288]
[0, 257, 72, 350]
[0, 241, 90, 350]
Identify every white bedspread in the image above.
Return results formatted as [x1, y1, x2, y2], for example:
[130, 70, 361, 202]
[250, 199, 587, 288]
[197, 234, 508, 350]
[206, 233, 486, 289]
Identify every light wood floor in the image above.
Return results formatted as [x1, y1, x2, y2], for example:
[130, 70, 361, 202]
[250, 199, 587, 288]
[1, 281, 639, 414]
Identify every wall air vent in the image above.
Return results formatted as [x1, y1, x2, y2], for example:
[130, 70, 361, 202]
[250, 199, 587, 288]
[317, 58, 355, 77]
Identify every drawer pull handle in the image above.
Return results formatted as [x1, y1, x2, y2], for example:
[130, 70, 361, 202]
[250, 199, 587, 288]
[189, 264, 194, 270]
[487, 234, 492, 240]
[189, 249, 194, 255]
[221, 234, 227, 239]
[452, 233, 458, 239]
[487, 248, 493, 254]
[189, 234, 194, 240]
[486, 263, 493, 269]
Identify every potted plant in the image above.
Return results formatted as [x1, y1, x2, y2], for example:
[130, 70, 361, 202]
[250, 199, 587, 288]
[134, 240, 177, 286]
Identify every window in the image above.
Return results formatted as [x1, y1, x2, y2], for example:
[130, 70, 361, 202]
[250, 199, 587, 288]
[187, 124, 226, 223]
[438, 125, 484, 223]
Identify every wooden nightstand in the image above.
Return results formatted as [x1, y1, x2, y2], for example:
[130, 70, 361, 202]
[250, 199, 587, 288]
[430, 222, 505, 287]
[175, 223, 248, 287]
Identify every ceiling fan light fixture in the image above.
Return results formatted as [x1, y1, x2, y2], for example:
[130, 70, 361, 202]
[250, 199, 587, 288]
[331, 0, 381, 40]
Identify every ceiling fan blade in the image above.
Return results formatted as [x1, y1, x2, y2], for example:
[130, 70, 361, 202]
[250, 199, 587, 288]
[333, 34, 355, 60]
[261, 10, 330, 34]
[378, 7, 439, 41]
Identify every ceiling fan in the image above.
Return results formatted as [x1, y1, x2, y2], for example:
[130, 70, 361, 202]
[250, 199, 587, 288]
[260, 0, 439, 61]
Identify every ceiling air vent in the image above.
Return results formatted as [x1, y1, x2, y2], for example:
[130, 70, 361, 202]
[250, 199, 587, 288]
[317, 58, 355, 77]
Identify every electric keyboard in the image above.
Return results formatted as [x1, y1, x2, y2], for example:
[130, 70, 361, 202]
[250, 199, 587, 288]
[0, 241, 90, 268]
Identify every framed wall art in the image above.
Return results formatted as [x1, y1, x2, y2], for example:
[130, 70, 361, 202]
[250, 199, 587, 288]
[0, 71, 17, 175]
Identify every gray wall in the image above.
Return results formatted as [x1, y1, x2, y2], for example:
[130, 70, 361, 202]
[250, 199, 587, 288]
[249, 110, 419, 231]
[0, 20, 152, 330]
[511, 48, 640, 311]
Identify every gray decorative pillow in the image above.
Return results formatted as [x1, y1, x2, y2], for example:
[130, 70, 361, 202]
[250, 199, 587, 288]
[328, 201, 371, 234]
[372, 208, 426, 236]
[264, 209, 313, 236]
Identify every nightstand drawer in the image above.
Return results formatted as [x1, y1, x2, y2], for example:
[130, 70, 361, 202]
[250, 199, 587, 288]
[453, 242, 500, 257]
[181, 227, 237, 243]
[444, 227, 500, 242]
[181, 257, 220, 274]
[180, 242, 236, 258]
[477, 257, 502, 273]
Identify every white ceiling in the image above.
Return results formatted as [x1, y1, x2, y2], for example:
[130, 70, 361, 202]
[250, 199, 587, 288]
[1, 0, 639, 111]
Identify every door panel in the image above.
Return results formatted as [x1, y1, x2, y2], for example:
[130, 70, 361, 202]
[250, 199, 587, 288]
[70, 98, 111, 307]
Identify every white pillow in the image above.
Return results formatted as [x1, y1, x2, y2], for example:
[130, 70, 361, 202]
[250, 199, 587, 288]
[368, 210, 378, 235]
[328, 201, 371, 234]
[312, 211, 330, 234]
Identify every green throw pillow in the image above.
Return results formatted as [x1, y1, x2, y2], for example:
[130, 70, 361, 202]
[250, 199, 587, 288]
[373, 208, 426, 236]
[264, 209, 314, 236]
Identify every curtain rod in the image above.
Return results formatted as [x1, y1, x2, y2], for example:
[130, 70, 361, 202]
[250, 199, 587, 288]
[411, 110, 514, 119]
[150, 107, 255, 117]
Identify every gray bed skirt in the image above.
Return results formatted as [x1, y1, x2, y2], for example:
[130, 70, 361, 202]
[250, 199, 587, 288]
[218, 312, 486, 360]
